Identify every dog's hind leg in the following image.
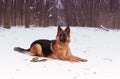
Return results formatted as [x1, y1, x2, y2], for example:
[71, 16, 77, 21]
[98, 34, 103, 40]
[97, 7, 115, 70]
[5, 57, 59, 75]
[29, 44, 43, 56]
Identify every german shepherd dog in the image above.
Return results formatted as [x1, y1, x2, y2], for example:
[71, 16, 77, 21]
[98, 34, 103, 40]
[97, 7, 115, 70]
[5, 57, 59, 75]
[14, 26, 87, 62]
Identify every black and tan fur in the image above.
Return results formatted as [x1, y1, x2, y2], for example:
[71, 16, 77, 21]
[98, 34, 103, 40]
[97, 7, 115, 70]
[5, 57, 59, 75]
[14, 26, 87, 62]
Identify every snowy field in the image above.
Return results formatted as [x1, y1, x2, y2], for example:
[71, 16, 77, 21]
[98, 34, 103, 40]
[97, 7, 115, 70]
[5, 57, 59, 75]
[0, 26, 120, 79]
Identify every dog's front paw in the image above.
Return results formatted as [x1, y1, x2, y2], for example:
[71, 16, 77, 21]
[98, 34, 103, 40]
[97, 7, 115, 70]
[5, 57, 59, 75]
[80, 59, 88, 62]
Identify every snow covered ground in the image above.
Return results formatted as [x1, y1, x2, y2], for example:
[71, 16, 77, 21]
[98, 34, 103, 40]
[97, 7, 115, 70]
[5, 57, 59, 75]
[0, 26, 120, 79]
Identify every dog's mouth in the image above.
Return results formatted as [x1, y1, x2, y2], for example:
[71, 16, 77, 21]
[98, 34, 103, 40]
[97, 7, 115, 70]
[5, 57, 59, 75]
[59, 33, 66, 43]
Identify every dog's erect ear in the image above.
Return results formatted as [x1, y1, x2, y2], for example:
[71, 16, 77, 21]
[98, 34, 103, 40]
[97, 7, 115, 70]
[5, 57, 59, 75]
[65, 26, 70, 34]
[58, 26, 62, 31]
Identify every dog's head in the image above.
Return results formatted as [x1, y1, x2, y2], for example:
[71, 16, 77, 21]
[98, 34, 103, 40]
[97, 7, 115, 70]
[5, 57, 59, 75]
[56, 26, 70, 44]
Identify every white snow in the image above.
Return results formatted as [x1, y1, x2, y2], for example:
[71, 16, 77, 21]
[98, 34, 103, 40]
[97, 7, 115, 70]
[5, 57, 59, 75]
[55, 0, 64, 9]
[30, 7, 34, 10]
[0, 26, 120, 79]
[49, 14, 52, 17]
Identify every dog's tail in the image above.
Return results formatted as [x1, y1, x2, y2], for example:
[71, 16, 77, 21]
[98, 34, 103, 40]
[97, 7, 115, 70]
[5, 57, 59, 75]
[14, 47, 30, 54]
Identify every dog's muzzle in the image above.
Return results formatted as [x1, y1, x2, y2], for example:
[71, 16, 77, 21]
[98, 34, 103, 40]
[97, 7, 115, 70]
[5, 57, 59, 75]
[60, 33, 66, 43]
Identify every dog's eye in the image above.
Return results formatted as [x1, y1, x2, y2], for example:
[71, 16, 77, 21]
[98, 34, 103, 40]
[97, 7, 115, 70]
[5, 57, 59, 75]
[59, 33, 66, 43]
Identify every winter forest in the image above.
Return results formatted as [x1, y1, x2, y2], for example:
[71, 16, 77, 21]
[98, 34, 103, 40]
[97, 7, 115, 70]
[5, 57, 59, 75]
[0, 0, 120, 29]
[1, 0, 120, 79]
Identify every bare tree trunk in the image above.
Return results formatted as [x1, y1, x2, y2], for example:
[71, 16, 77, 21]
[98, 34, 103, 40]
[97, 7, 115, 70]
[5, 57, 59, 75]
[13, 0, 17, 26]
[3, 0, 11, 28]
[25, 0, 30, 28]
[0, 0, 3, 26]
[19, 0, 24, 26]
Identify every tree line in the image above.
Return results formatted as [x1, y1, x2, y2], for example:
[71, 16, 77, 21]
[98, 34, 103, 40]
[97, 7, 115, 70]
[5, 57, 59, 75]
[0, 0, 120, 29]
